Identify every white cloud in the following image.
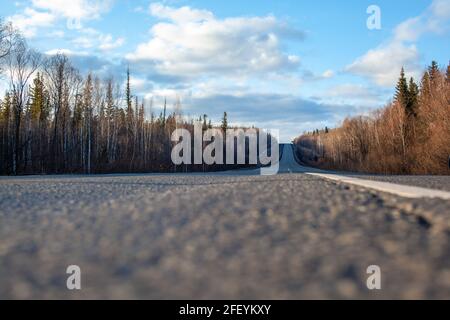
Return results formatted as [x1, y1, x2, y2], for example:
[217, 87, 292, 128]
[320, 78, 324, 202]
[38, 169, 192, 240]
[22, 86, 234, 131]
[346, 0, 450, 87]
[7, 7, 55, 37]
[394, 0, 450, 42]
[181, 92, 362, 142]
[126, 3, 303, 78]
[7, 0, 114, 40]
[129, 77, 150, 92]
[322, 83, 387, 108]
[31, 0, 113, 20]
[431, 0, 450, 19]
[150, 3, 214, 23]
[48, 30, 65, 38]
[43, 49, 118, 78]
[327, 84, 375, 98]
[321, 70, 334, 79]
[346, 42, 420, 87]
[394, 17, 423, 42]
[72, 30, 125, 51]
[44, 48, 87, 56]
[98, 35, 125, 51]
[72, 36, 94, 49]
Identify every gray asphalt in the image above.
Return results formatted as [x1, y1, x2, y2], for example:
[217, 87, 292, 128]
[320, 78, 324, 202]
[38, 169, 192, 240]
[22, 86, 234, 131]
[0, 145, 449, 299]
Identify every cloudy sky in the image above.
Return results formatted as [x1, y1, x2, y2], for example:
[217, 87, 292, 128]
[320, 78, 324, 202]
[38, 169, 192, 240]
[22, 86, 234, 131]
[1, 0, 449, 141]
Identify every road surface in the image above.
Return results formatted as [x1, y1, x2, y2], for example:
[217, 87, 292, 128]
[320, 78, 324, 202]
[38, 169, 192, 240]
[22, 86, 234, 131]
[0, 145, 449, 299]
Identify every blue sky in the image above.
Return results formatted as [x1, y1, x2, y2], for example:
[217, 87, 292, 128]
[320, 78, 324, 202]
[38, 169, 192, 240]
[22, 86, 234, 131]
[1, 0, 449, 141]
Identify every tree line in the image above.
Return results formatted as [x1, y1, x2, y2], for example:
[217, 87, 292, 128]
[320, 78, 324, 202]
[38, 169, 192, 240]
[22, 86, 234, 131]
[0, 20, 246, 175]
[295, 61, 450, 175]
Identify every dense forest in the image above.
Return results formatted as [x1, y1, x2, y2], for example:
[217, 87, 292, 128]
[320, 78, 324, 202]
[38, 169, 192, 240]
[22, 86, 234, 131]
[3, 17, 449, 176]
[295, 61, 450, 175]
[0, 20, 255, 175]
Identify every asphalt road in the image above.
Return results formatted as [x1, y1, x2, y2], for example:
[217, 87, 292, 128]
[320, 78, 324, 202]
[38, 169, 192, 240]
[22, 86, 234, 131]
[0, 145, 449, 299]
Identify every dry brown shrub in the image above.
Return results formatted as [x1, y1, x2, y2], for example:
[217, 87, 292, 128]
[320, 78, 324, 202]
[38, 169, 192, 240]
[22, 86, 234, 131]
[295, 64, 450, 175]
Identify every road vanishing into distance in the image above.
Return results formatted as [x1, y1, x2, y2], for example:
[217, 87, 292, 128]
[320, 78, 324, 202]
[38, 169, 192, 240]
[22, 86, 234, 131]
[0, 145, 449, 299]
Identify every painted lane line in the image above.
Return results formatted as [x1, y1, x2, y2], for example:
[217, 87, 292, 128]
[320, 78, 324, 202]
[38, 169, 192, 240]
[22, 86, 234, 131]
[306, 172, 450, 200]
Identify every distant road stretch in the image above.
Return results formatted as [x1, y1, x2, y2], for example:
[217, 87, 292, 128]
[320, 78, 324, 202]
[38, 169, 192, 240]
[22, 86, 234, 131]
[0, 145, 449, 299]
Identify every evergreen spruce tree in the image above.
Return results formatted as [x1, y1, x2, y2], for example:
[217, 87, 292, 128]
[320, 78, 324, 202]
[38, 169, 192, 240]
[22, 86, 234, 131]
[394, 67, 409, 109]
[125, 67, 133, 125]
[420, 71, 431, 98]
[202, 114, 208, 131]
[105, 79, 115, 123]
[428, 60, 440, 84]
[29, 73, 48, 122]
[125, 68, 135, 163]
[407, 77, 419, 117]
[162, 98, 167, 127]
[0, 92, 11, 125]
[221, 112, 228, 132]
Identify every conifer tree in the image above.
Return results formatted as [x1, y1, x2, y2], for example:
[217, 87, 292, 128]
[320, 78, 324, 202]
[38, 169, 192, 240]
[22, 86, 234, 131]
[202, 114, 208, 131]
[125, 67, 134, 127]
[29, 72, 48, 122]
[394, 67, 409, 109]
[428, 60, 440, 84]
[162, 98, 167, 127]
[221, 112, 228, 132]
[0, 92, 11, 172]
[407, 77, 419, 117]
[0, 92, 11, 122]
[105, 79, 114, 120]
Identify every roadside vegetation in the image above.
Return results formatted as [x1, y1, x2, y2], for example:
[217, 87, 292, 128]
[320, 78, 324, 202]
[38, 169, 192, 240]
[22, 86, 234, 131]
[295, 61, 450, 175]
[0, 20, 256, 175]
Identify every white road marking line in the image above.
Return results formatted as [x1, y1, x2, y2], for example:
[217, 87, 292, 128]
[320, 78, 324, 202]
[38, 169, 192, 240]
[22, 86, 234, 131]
[306, 172, 450, 200]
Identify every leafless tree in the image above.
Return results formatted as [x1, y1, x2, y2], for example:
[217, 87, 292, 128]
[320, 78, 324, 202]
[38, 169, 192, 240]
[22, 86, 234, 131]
[0, 20, 15, 65]
[43, 53, 81, 171]
[1, 23, 248, 175]
[6, 37, 42, 174]
[295, 62, 450, 175]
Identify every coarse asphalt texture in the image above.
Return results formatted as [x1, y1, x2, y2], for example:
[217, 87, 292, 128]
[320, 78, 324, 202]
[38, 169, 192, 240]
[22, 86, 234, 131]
[0, 145, 449, 299]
